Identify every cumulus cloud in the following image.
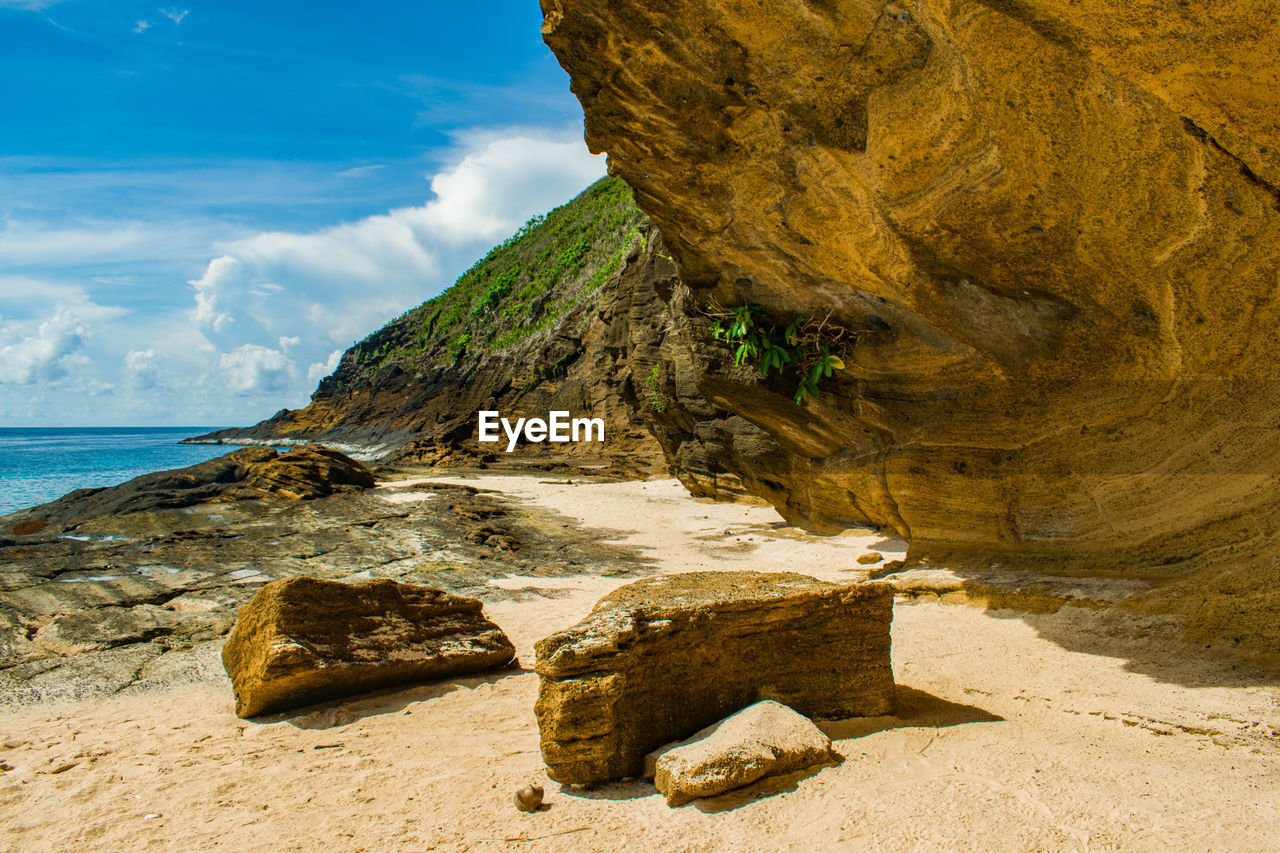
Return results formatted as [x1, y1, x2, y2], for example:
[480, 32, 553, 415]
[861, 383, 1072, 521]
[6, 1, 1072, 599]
[132, 18, 152, 33]
[1, 131, 607, 425]
[187, 131, 606, 351]
[307, 349, 342, 384]
[123, 348, 160, 389]
[161, 7, 188, 24]
[218, 344, 297, 396]
[189, 255, 238, 332]
[0, 307, 88, 385]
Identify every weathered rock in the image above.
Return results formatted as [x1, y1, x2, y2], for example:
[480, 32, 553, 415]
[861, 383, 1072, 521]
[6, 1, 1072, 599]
[2, 445, 375, 531]
[221, 577, 516, 718]
[0, 481, 649, 710]
[646, 700, 835, 806]
[534, 571, 893, 784]
[539, 0, 1280, 569]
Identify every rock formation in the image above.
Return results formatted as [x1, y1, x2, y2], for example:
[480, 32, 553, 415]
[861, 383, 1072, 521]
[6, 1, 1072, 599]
[534, 572, 893, 784]
[190, 178, 664, 476]
[3, 445, 374, 532]
[0, 480, 646, 710]
[646, 700, 836, 806]
[221, 577, 516, 718]
[538, 0, 1280, 570]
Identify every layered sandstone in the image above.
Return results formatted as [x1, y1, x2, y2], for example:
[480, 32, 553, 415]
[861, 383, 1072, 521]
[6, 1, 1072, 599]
[222, 577, 516, 718]
[534, 572, 894, 784]
[539, 0, 1280, 574]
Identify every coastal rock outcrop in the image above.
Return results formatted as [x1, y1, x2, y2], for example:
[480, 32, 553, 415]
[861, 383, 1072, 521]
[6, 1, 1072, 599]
[190, 178, 665, 476]
[221, 577, 516, 718]
[4, 445, 374, 531]
[533, 572, 893, 784]
[539, 0, 1280, 572]
[646, 700, 835, 806]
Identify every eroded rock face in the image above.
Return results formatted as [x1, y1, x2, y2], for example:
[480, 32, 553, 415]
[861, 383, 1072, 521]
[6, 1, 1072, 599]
[540, 0, 1280, 569]
[222, 577, 516, 718]
[647, 700, 835, 806]
[533, 572, 893, 784]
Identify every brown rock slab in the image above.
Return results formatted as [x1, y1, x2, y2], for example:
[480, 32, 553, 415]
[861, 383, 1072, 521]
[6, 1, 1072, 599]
[646, 700, 835, 806]
[534, 571, 893, 784]
[537, 0, 1280, 629]
[221, 577, 515, 718]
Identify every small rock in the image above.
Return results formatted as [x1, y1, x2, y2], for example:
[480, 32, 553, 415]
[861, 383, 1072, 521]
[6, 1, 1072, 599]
[513, 784, 544, 812]
[648, 700, 835, 806]
[856, 552, 884, 565]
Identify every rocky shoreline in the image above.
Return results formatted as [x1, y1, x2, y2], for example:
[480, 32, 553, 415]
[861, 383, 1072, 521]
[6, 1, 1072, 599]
[0, 451, 657, 709]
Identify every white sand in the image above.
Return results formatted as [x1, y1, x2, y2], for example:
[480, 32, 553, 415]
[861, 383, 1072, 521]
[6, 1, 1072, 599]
[3, 477, 1278, 852]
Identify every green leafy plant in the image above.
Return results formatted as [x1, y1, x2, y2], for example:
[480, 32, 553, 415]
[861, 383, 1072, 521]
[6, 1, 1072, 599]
[644, 364, 668, 412]
[707, 301, 851, 404]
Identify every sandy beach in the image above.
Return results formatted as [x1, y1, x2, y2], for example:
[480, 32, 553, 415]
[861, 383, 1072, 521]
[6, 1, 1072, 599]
[2, 476, 1278, 852]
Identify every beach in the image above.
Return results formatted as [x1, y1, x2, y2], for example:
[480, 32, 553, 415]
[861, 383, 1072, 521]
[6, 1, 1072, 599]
[3, 475, 1277, 852]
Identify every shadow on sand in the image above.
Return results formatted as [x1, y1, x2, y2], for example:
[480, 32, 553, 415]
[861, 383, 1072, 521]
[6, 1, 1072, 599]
[240, 666, 532, 729]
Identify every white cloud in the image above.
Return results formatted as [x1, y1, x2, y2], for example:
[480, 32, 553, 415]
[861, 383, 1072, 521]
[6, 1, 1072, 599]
[218, 344, 297, 396]
[161, 7, 188, 24]
[410, 135, 606, 244]
[307, 348, 342, 384]
[123, 348, 160, 389]
[187, 132, 606, 350]
[0, 1, 64, 9]
[0, 131, 608, 425]
[338, 164, 385, 178]
[0, 307, 88, 385]
[189, 255, 237, 332]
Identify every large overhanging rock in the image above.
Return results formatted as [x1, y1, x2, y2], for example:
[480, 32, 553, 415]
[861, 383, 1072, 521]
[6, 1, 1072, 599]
[533, 572, 893, 784]
[222, 577, 516, 718]
[539, 0, 1280, 570]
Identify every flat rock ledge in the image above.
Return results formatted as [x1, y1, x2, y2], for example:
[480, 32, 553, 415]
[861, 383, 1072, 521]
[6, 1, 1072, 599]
[646, 700, 835, 806]
[222, 577, 516, 718]
[533, 571, 893, 785]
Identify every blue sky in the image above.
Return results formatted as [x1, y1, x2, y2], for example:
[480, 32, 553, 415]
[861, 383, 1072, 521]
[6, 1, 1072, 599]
[0, 0, 605, 426]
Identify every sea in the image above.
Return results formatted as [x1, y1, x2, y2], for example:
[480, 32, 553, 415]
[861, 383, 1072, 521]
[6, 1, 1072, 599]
[0, 427, 241, 517]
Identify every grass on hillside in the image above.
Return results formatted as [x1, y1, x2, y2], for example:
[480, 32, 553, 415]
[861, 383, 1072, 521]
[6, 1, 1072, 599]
[351, 176, 644, 377]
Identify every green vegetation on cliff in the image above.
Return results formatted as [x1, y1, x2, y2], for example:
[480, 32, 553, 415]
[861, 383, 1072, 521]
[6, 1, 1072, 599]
[349, 177, 643, 377]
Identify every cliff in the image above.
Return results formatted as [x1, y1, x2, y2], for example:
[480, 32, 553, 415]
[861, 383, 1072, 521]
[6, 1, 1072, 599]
[540, 0, 1280, 655]
[192, 178, 665, 475]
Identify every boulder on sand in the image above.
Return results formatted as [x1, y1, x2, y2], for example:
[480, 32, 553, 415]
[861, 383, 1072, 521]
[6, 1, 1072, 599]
[646, 700, 835, 806]
[221, 577, 516, 718]
[534, 571, 893, 784]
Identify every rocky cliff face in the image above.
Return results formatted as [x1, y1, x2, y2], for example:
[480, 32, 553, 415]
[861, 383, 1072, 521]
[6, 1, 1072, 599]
[541, 0, 1280, 561]
[193, 178, 665, 475]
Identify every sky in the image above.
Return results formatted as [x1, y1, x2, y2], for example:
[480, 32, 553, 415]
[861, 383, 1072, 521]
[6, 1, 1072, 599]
[0, 0, 606, 427]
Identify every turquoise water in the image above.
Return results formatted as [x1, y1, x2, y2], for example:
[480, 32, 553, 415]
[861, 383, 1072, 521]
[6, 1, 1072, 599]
[0, 427, 239, 516]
